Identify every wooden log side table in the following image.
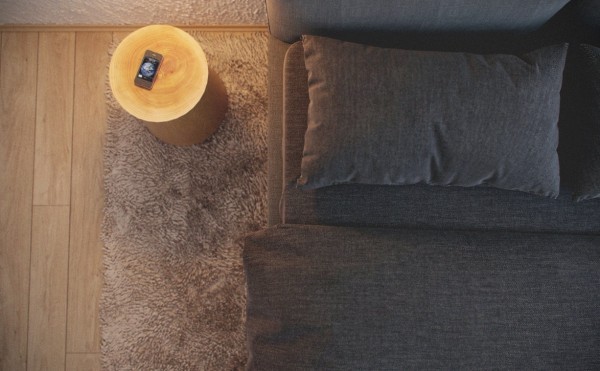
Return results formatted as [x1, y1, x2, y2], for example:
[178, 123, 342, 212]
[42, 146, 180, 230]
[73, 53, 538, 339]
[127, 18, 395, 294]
[109, 25, 228, 146]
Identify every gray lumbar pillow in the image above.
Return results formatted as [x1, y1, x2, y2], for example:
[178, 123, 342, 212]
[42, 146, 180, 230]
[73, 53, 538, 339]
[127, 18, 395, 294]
[298, 35, 567, 198]
[562, 44, 600, 201]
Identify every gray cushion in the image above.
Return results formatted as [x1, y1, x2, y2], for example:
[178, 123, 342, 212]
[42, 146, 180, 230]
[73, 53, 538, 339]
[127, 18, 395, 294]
[560, 44, 600, 201]
[298, 35, 567, 198]
[281, 41, 600, 233]
[245, 224, 600, 370]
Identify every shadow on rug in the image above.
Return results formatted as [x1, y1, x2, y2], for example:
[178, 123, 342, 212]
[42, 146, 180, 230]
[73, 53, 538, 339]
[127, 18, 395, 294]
[101, 32, 268, 370]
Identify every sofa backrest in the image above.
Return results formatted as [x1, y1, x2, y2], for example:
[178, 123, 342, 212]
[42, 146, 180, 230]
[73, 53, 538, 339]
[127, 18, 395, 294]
[266, 0, 600, 232]
[267, 0, 599, 52]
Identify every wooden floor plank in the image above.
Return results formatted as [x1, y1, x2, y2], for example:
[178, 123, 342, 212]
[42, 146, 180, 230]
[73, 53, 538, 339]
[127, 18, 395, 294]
[0, 31, 38, 371]
[27, 206, 70, 371]
[66, 31, 112, 353]
[66, 353, 101, 371]
[33, 32, 75, 205]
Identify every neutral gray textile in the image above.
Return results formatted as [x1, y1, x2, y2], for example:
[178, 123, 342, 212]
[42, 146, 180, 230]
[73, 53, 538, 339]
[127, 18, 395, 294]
[574, 44, 600, 201]
[260, 2, 600, 369]
[244, 224, 600, 370]
[267, 35, 288, 225]
[282, 43, 309, 188]
[569, 0, 600, 44]
[281, 41, 600, 232]
[297, 36, 567, 197]
[266, 0, 570, 45]
[284, 184, 600, 234]
[559, 44, 600, 201]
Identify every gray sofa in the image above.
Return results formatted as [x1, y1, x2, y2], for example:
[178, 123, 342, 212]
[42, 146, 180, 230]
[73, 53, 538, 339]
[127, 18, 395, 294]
[244, 1, 600, 369]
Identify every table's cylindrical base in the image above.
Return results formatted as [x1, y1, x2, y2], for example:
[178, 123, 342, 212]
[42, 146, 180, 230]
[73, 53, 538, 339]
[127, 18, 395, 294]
[143, 68, 228, 146]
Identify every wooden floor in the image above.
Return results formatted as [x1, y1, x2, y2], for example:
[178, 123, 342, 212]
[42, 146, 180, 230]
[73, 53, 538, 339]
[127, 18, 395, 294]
[0, 26, 267, 371]
[0, 30, 112, 371]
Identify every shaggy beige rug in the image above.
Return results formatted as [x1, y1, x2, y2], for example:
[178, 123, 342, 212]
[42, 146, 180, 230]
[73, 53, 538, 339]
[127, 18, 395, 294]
[101, 32, 267, 370]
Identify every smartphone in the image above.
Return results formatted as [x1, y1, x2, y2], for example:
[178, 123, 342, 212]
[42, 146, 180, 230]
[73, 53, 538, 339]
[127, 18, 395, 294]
[134, 50, 163, 90]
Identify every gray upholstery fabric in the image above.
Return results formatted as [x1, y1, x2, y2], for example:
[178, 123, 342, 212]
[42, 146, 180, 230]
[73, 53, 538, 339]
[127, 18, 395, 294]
[569, 0, 600, 45]
[266, 0, 570, 45]
[245, 224, 600, 370]
[284, 184, 600, 234]
[281, 41, 600, 233]
[257, 2, 600, 369]
[267, 36, 289, 225]
[267, 1, 600, 225]
[297, 36, 567, 197]
[559, 44, 600, 201]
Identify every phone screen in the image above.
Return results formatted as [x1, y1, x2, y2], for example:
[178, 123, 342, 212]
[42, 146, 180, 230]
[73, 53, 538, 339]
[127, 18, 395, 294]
[137, 56, 161, 82]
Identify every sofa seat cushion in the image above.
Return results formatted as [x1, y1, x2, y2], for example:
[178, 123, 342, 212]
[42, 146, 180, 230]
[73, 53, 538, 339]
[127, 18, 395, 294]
[244, 224, 600, 370]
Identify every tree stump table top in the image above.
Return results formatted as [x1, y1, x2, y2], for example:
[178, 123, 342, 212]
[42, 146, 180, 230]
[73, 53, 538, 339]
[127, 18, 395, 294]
[109, 24, 209, 122]
[109, 25, 228, 146]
